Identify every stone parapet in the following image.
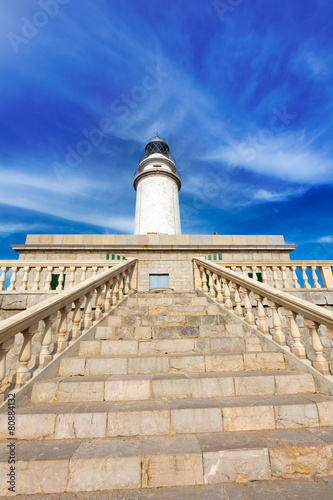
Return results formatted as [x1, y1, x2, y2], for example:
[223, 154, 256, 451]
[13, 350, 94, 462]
[21, 233, 287, 247]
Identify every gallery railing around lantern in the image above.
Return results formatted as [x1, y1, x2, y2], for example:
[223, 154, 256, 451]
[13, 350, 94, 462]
[133, 163, 181, 184]
[0, 258, 138, 401]
[139, 151, 177, 165]
[193, 257, 333, 376]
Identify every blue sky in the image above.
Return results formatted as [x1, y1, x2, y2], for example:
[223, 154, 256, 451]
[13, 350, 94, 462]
[0, 0, 332, 259]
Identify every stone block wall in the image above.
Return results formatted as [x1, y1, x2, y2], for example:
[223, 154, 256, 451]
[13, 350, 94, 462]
[137, 254, 194, 291]
[0, 293, 56, 321]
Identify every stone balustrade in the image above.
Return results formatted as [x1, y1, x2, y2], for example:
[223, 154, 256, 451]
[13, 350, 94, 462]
[0, 258, 137, 400]
[194, 258, 333, 376]
[204, 259, 333, 290]
[0, 261, 123, 293]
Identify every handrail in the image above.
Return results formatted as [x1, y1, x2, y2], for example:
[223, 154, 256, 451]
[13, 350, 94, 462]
[194, 257, 333, 375]
[0, 258, 138, 396]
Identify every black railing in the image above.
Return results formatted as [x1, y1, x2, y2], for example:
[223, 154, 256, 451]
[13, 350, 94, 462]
[134, 165, 181, 181]
[139, 152, 176, 165]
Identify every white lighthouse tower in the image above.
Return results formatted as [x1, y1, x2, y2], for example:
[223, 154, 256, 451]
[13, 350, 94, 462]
[133, 134, 182, 235]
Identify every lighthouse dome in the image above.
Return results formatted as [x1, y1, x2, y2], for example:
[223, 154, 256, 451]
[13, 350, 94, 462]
[145, 134, 170, 157]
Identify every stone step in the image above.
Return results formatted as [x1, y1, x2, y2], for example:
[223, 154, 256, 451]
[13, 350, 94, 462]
[127, 292, 200, 308]
[79, 336, 263, 356]
[96, 322, 254, 340]
[2, 393, 332, 441]
[31, 371, 315, 404]
[105, 312, 229, 327]
[124, 304, 222, 316]
[1, 427, 333, 494]
[8, 479, 333, 500]
[58, 351, 286, 377]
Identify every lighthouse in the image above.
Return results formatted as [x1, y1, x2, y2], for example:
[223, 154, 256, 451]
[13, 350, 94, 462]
[133, 134, 182, 235]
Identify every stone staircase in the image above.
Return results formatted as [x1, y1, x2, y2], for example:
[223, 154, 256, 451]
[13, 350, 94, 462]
[1, 291, 333, 497]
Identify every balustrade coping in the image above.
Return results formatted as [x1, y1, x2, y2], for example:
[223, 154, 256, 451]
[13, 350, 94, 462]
[194, 258, 333, 330]
[0, 260, 125, 266]
[0, 291, 60, 295]
[0, 258, 137, 346]
[203, 260, 333, 266]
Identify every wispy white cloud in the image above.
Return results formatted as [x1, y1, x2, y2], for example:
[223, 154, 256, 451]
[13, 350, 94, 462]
[204, 131, 333, 184]
[0, 167, 134, 233]
[182, 170, 308, 210]
[253, 187, 307, 203]
[316, 236, 333, 243]
[0, 222, 50, 235]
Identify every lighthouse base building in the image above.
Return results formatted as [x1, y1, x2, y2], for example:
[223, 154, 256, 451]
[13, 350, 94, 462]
[0, 136, 333, 496]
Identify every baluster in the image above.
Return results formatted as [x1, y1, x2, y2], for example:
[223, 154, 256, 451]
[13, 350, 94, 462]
[111, 276, 119, 305]
[209, 271, 216, 297]
[0, 338, 14, 389]
[40, 314, 57, 367]
[16, 325, 37, 386]
[56, 266, 65, 291]
[272, 266, 281, 288]
[243, 287, 255, 324]
[117, 273, 124, 299]
[285, 310, 305, 358]
[32, 266, 41, 291]
[57, 305, 71, 350]
[201, 267, 209, 293]
[95, 285, 103, 320]
[92, 266, 98, 277]
[251, 266, 257, 281]
[311, 266, 321, 289]
[233, 284, 243, 316]
[241, 266, 247, 278]
[124, 270, 130, 295]
[291, 266, 301, 289]
[104, 280, 113, 312]
[255, 294, 269, 334]
[80, 266, 87, 282]
[129, 262, 138, 291]
[20, 266, 30, 291]
[268, 301, 286, 345]
[223, 279, 233, 309]
[0, 267, 8, 291]
[257, 266, 263, 281]
[68, 266, 76, 288]
[83, 291, 94, 330]
[72, 298, 84, 339]
[194, 261, 202, 289]
[320, 266, 333, 289]
[305, 320, 330, 374]
[44, 266, 53, 291]
[128, 266, 135, 292]
[8, 267, 18, 291]
[215, 276, 223, 303]
[262, 267, 268, 285]
[301, 266, 311, 289]
[281, 266, 289, 288]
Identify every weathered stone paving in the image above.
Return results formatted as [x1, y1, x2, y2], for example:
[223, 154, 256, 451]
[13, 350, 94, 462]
[1, 291, 333, 496]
